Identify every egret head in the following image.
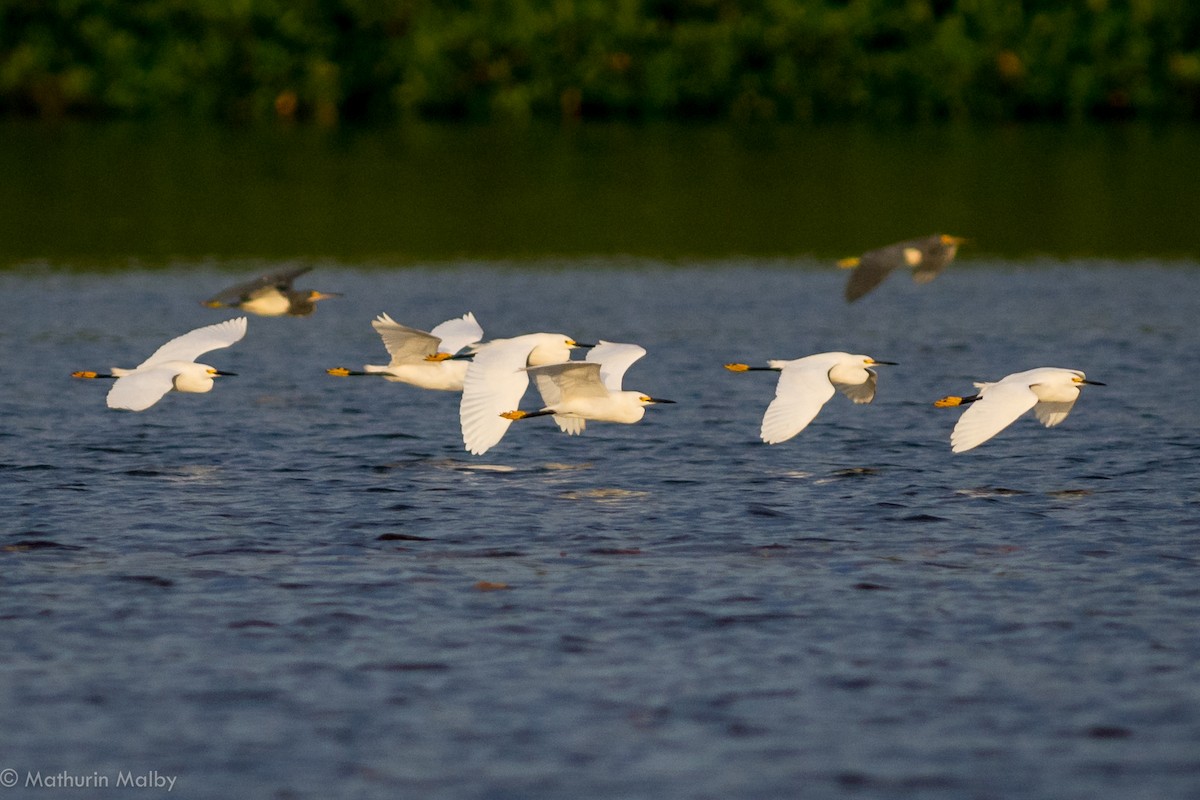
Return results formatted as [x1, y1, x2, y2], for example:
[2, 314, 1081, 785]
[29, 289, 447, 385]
[1072, 372, 1105, 386]
[529, 334, 587, 366]
[172, 364, 218, 394]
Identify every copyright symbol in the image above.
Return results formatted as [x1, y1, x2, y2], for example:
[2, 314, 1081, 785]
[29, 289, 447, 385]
[0, 769, 17, 788]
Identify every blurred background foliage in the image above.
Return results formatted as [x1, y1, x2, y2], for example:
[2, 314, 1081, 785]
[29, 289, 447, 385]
[2, 0, 1199, 125]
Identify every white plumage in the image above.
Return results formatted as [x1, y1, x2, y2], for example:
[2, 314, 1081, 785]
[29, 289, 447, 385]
[936, 367, 1103, 453]
[74, 317, 247, 411]
[330, 312, 483, 391]
[459, 332, 583, 455]
[512, 341, 673, 435]
[726, 351, 894, 444]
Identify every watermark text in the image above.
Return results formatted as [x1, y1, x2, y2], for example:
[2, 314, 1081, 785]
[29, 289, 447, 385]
[1, 769, 176, 792]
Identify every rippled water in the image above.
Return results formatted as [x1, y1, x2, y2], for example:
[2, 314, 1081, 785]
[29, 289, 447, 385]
[3, 260, 1199, 799]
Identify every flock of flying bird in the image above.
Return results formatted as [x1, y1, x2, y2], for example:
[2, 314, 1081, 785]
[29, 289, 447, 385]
[71, 235, 1103, 455]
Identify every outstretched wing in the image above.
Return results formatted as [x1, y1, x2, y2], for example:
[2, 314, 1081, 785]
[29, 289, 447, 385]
[832, 368, 877, 404]
[843, 244, 904, 302]
[760, 363, 836, 444]
[137, 317, 247, 368]
[107, 366, 179, 411]
[525, 363, 602, 436]
[429, 312, 483, 356]
[459, 337, 537, 455]
[203, 266, 311, 306]
[1033, 399, 1077, 428]
[528, 362, 607, 407]
[951, 382, 1040, 453]
[372, 313, 439, 364]
[586, 341, 646, 391]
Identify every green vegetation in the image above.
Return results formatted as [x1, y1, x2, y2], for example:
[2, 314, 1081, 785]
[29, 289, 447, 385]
[3, 0, 1199, 124]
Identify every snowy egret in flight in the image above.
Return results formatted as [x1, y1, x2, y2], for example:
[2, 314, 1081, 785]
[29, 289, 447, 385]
[460, 333, 589, 455]
[935, 367, 1103, 453]
[72, 317, 247, 411]
[501, 341, 674, 435]
[725, 352, 896, 444]
[327, 312, 483, 391]
[203, 266, 339, 316]
[839, 234, 966, 302]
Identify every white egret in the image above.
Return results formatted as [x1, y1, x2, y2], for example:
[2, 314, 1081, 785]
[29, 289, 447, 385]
[72, 317, 247, 411]
[725, 352, 896, 444]
[203, 266, 339, 316]
[839, 234, 966, 302]
[500, 341, 674, 434]
[327, 312, 482, 391]
[459, 333, 587, 455]
[935, 367, 1104, 453]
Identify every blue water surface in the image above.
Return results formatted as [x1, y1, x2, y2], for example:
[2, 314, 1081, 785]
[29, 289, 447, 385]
[1, 259, 1198, 799]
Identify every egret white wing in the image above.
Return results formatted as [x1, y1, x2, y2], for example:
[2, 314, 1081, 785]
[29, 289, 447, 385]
[950, 382, 1040, 453]
[460, 337, 539, 455]
[585, 341, 646, 391]
[832, 368, 877, 404]
[528, 362, 608, 406]
[760, 363, 837, 444]
[1033, 399, 1077, 428]
[106, 366, 179, 411]
[372, 314, 440, 363]
[138, 318, 247, 369]
[429, 312, 483, 355]
[554, 417, 587, 435]
[526, 363, 603, 435]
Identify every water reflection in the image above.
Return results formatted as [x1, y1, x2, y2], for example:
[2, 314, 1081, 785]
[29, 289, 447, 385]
[2, 121, 1198, 266]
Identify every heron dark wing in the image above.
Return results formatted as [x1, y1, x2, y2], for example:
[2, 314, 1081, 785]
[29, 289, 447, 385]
[203, 266, 313, 305]
[844, 247, 902, 302]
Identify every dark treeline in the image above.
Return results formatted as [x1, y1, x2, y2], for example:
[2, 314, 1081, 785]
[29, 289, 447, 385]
[3, 0, 1199, 124]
